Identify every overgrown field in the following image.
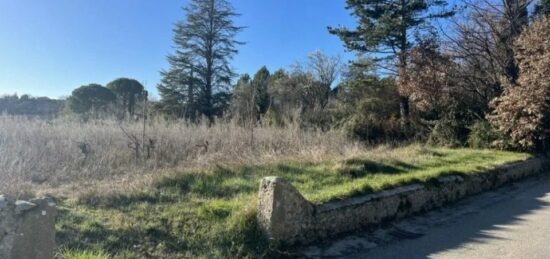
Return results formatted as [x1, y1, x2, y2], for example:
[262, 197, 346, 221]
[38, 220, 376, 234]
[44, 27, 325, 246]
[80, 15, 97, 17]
[0, 116, 531, 258]
[0, 115, 358, 198]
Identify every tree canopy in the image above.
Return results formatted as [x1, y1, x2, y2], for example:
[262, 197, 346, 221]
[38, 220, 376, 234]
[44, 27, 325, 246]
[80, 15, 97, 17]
[329, 0, 455, 130]
[68, 84, 116, 115]
[106, 78, 145, 117]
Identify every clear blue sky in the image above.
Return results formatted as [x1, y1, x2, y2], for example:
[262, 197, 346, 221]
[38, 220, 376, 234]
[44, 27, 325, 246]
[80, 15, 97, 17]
[0, 0, 356, 99]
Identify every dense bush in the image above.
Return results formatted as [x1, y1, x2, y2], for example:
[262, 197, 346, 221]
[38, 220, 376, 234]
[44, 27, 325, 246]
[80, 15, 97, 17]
[426, 118, 462, 147]
[489, 16, 550, 151]
[467, 120, 501, 149]
[331, 71, 402, 142]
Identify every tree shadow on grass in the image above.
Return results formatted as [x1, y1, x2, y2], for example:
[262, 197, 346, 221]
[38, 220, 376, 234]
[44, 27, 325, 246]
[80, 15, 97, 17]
[86, 165, 260, 208]
[56, 206, 188, 257]
[338, 159, 420, 178]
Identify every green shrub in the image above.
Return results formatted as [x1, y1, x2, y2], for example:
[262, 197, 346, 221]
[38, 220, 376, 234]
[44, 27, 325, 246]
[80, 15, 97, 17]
[343, 115, 401, 142]
[427, 119, 462, 147]
[467, 120, 500, 149]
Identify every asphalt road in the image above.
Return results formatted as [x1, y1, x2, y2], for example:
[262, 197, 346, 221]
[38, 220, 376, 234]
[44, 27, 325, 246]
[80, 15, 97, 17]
[302, 174, 550, 259]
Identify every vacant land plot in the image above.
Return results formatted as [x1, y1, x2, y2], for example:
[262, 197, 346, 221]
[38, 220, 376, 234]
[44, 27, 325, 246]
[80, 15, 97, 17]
[0, 115, 358, 197]
[56, 145, 530, 258]
[0, 116, 532, 258]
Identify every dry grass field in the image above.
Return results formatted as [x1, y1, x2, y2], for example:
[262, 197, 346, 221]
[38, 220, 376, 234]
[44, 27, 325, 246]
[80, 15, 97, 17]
[0, 115, 360, 198]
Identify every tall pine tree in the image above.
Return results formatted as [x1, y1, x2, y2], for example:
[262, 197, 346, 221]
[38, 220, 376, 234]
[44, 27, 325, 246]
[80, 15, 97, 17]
[158, 0, 243, 121]
[329, 0, 454, 132]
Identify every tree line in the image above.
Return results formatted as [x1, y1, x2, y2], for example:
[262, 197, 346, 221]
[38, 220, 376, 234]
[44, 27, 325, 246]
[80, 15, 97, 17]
[0, 94, 64, 117]
[65, 78, 147, 119]
[15, 0, 548, 152]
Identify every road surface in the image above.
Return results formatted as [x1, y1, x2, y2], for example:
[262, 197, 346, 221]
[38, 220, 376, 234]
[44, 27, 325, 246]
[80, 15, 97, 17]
[301, 174, 550, 259]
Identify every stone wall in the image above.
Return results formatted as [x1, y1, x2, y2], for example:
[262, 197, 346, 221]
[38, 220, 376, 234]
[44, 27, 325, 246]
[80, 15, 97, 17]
[0, 195, 57, 259]
[257, 158, 546, 246]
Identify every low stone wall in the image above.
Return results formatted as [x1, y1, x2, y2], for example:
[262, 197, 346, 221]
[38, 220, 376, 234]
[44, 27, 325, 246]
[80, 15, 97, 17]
[257, 158, 546, 246]
[0, 195, 57, 259]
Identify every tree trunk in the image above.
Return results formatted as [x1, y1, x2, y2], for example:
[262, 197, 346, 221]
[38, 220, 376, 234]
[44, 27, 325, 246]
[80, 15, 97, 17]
[204, 0, 215, 123]
[502, 0, 529, 84]
[399, 95, 410, 134]
[397, 0, 410, 135]
[128, 94, 135, 116]
[187, 67, 196, 122]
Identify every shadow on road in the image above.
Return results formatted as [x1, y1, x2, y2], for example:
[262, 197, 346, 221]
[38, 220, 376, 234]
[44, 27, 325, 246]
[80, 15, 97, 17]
[354, 175, 550, 258]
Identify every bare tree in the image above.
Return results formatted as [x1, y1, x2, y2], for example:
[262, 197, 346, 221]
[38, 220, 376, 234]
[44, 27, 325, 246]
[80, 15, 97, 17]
[449, 0, 530, 84]
[307, 50, 342, 109]
[440, 0, 530, 119]
[308, 50, 342, 89]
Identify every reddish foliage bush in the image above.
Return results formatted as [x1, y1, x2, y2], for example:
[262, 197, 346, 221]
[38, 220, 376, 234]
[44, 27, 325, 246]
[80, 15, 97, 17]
[489, 17, 550, 151]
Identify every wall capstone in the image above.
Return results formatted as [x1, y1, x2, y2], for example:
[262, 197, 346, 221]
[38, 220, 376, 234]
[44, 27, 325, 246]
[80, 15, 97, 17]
[257, 176, 314, 245]
[0, 195, 57, 259]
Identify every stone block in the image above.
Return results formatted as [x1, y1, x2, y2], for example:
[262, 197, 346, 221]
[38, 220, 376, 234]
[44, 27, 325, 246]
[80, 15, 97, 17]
[257, 176, 314, 245]
[0, 196, 57, 259]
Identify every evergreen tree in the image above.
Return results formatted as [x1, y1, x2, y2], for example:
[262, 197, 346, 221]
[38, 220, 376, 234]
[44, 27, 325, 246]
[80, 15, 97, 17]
[157, 56, 200, 120]
[231, 67, 271, 123]
[250, 66, 271, 116]
[329, 0, 454, 131]
[230, 74, 253, 123]
[159, 0, 243, 122]
[68, 84, 116, 115]
[498, 0, 529, 84]
[106, 78, 145, 117]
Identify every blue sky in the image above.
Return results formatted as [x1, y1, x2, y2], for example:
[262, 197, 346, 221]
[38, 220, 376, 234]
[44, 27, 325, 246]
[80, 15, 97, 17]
[0, 0, 356, 99]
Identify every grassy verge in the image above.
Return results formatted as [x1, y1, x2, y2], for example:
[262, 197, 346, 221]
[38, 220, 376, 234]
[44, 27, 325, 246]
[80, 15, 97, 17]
[57, 145, 531, 258]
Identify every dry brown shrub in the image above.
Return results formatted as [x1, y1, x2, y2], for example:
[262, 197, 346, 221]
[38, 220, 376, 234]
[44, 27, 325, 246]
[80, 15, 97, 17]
[489, 16, 550, 151]
[402, 40, 456, 114]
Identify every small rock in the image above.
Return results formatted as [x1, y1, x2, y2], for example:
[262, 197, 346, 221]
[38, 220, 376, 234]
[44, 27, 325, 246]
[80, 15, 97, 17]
[30, 174, 48, 184]
[15, 200, 36, 214]
[0, 195, 7, 210]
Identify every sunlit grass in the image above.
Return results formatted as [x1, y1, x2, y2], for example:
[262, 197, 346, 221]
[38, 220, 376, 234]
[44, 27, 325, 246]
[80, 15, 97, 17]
[61, 249, 113, 259]
[57, 144, 530, 258]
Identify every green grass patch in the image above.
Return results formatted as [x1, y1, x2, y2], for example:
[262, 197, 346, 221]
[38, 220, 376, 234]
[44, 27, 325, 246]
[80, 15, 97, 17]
[57, 145, 531, 258]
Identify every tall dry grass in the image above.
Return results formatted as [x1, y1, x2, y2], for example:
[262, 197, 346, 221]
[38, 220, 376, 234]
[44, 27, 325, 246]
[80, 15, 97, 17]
[0, 115, 362, 197]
